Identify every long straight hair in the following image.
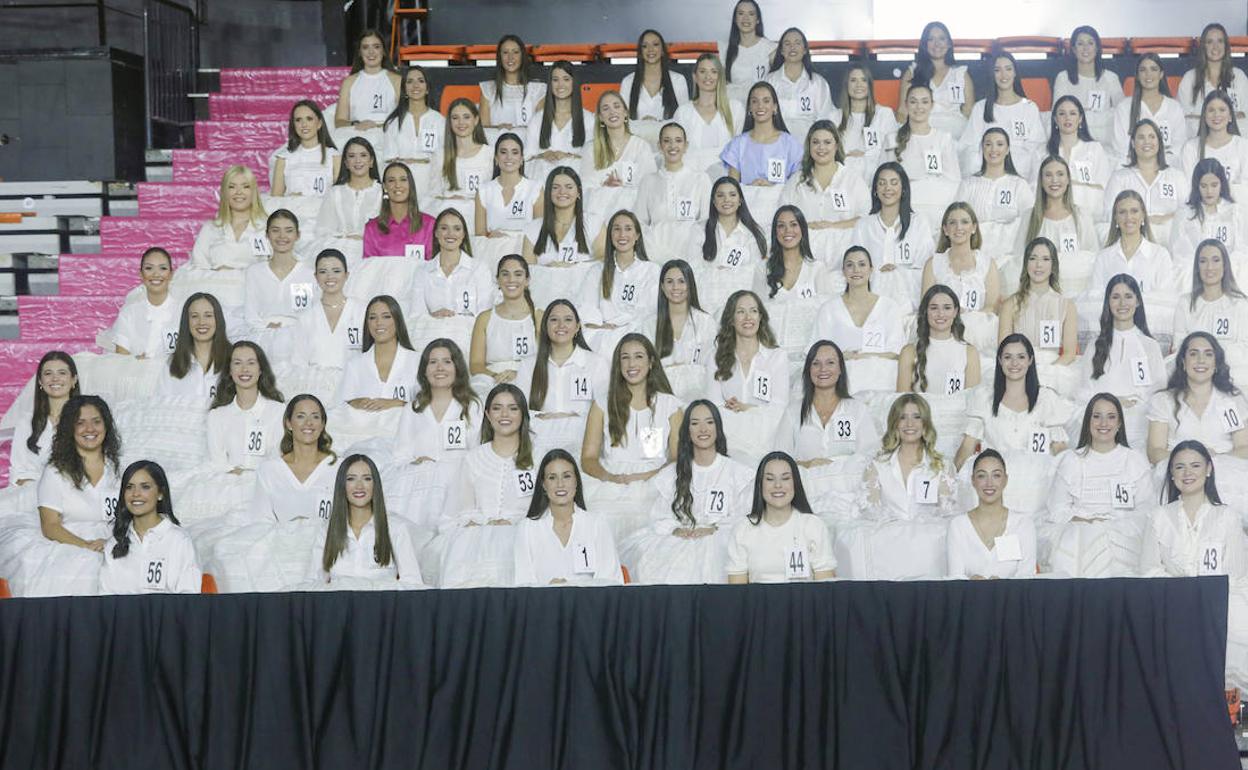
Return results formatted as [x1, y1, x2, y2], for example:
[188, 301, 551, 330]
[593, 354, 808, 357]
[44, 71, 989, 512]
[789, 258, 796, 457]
[769, 27, 814, 77]
[332, 137, 380, 186]
[868, 162, 915, 239]
[525, 448, 587, 519]
[285, 99, 336, 164]
[441, 98, 489, 190]
[1185, 158, 1235, 224]
[747, 451, 813, 524]
[383, 65, 435, 133]
[349, 29, 396, 74]
[712, 290, 778, 381]
[1064, 25, 1105, 84]
[1196, 90, 1242, 161]
[110, 460, 178, 559]
[701, 176, 767, 262]
[893, 83, 932, 158]
[1105, 188, 1155, 246]
[837, 65, 877, 133]
[671, 400, 729, 526]
[991, 333, 1040, 415]
[1045, 95, 1095, 156]
[374, 161, 422, 235]
[1127, 54, 1173, 140]
[913, 21, 956, 86]
[411, 338, 479, 420]
[936, 201, 984, 252]
[280, 394, 336, 458]
[742, 81, 790, 133]
[691, 53, 737, 130]
[211, 340, 286, 409]
[1163, 439, 1224, 505]
[322, 454, 394, 573]
[655, 260, 705, 359]
[983, 50, 1028, 124]
[1025, 155, 1080, 245]
[601, 210, 649, 299]
[27, 351, 80, 455]
[49, 395, 121, 490]
[1189, 238, 1247, 309]
[765, 205, 815, 298]
[538, 62, 586, 149]
[592, 91, 633, 169]
[430, 207, 474, 259]
[628, 29, 679, 120]
[606, 334, 673, 448]
[724, 0, 765, 84]
[527, 299, 592, 410]
[1010, 236, 1063, 314]
[1091, 273, 1152, 378]
[799, 341, 852, 426]
[911, 284, 966, 392]
[169, 293, 231, 380]
[481, 383, 535, 469]
[492, 34, 534, 103]
[1191, 24, 1234, 104]
[974, 126, 1021, 177]
[534, 166, 589, 257]
[491, 132, 527, 179]
[362, 294, 416, 352]
[1075, 393, 1130, 450]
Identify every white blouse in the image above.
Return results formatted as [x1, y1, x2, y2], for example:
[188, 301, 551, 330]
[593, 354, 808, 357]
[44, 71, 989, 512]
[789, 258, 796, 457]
[381, 109, 446, 164]
[249, 454, 338, 524]
[634, 167, 712, 226]
[1169, 205, 1248, 274]
[1139, 499, 1248, 577]
[703, 344, 791, 410]
[779, 164, 871, 226]
[314, 183, 383, 238]
[524, 217, 595, 265]
[850, 211, 936, 309]
[579, 135, 658, 190]
[307, 516, 424, 585]
[1059, 140, 1114, 219]
[273, 144, 338, 197]
[37, 463, 119, 533]
[289, 297, 366, 369]
[1087, 239, 1176, 302]
[523, 109, 595, 161]
[1011, 210, 1098, 265]
[1173, 293, 1248, 355]
[441, 442, 537, 526]
[348, 70, 397, 123]
[809, 294, 907, 359]
[893, 127, 961, 184]
[8, 417, 52, 485]
[205, 396, 286, 472]
[860, 450, 959, 521]
[945, 511, 1037, 579]
[512, 507, 624, 585]
[1052, 70, 1125, 144]
[1049, 445, 1155, 524]
[189, 220, 267, 271]
[619, 71, 690, 121]
[959, 99, 1046, 176]
[516, 347, 604, 417]
[111, 293, 182, 358]
[963, 387, 1071, 452]
[1110, 96, 1188, 167]
[409, 254, 494, 317]
[479, 176, 542, 233]
[99, 519, 202, 594]
[1102, 166, 1189, 226]
[719, 37, 777, 103]
[593, 391, 682, 473]
[1176, 67, 1248, 133]
[479, 80, 547, 128]
[639, 309, 716, 369]
[645, 454, 755, 534]
[393, 398, 484, 464]
[577, 258, 662, 327]
[930, 251, 996, 313]
[1147, 388, 1248, 454]
[1076, 327, 1166, 403]
[1180, 135, 1248, 185]
[336, 345, 420, 403]
[671, 100, 745, 169]
[764, 68, 839, 140]
[155, 359, 220, 402]
[725, 511, 835, 583]
[955, 174, 1034, 225]
[840, 108, 901, 179]
[779, 397, 882, 460]
[242, 261, 316, 328]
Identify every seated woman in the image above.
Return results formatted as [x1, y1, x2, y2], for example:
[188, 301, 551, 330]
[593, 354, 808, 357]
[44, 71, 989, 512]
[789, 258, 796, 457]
[1048, 95, 1112, 222]
[671, 53, 744, 175]
[99, 461, 202, 594]
[308, 137, 382, 266]
[720, 82, 802, 229]
[851, 163, 936, 313]
[513, 448, 624, 586]
[996, 237, 1080, 397]
[705, 290, 791, 466]
[428, 98, 493, 233]
[1139, 439, 1248, 688]
[176, 165, 268, 307]
[242, 209, 315, 361]
[619, 400, 753, 584]
[333, 29, 401, 149]
[521, 167, 598, 309]
[1103, 119, 1189, 244]
[1052, 26, 1123, 147]
[8, 351, 79, 487]
[268, 100, 340, 227]
[837, 65, 899, 184]
[579, 91, 657, 223]
[764, 27, 838, 144]
[408, 208, 494, 356]
[639, 260, 716, 401]
[473, 132, 543, 268]
[694, 176, 769, 313]
[754, 206, 835, 367]
[897, 285, 982, 458]
[380, 65, 444, 202]
[1170, 159, 1248, 276]
[524, 61, 595, 185]
[469, 254, 540, 393]
[777, 341, 882, 526]
[954, 334, 1071, 517]
[634, 122, 711, 263]
[726, 450, 836, 583]
[1177, 24, 1248, 137]
[809, 246, 906, 394]
[1174, 239, 1248, 386]
[431, 383, 535, 588]
[581, 334, 683, 542]
[891, 84, 961, 234]
[0, 395, 120, 596]
[155, 293, 231, 403]
[1180, 91, 1248, 188]
[478, 35, 545, 134]
[922, 201, 1002, 360]
[957, 51, 1045, 181]
[620, 29, 689, 147]
[1012, 155, 1098, 297]
[955, 128, 1034, 278]
[517, 299, 603, 462]
[720, 0, 776, 105]
[843, 393, 959, 579]
[575, 210, 660, 353]
[1049, 393, 1155, 577]
[359, 162, 435, 271]
[110, 247, 181, 362]
[779, 119, 869, 267]
[333, 295, 419, 445]
[945, 449, 1037, 579]
[1075, 274, 1166, 449]
[304, 453, 424, 589]
[284, 249, 366, 404]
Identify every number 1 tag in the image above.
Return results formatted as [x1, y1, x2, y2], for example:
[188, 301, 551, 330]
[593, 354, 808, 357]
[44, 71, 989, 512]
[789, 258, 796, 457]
[1039, 320, 1060, 349]
[290, 283, 313, 312]
[245, 427, 266, 457]
[144, 558, 166, 591]
[251, 236, 273, 257]
[785, 543, 808, 581]
[994, 533, 1022, 562]
[1130, 357, 1151, 387]
[911, 474, 940, 504]
[1199, 543, 1224, 576]
[640, 426, 665, 459]
[766, 157, 785, 183]
[751, 373, 772, 403]
[441, 419, 467, 450]
[405, 243, 426, 260]
[513, 469, 536, 497]
[572, 541, 596, 574]
[1110, 481, 1134, 510]
[674, 197, 695, 221]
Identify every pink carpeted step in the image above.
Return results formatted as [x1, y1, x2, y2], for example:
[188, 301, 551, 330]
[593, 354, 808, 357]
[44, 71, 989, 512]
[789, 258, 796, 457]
[0, 439, 11, 488]
[137, 183, 222, 218]
[195, 120, 285, 150]
[18, 296, 126, 342]
[99, 217, 202, 256]
[58, 255, 188, 297]
[0, 340, 98, 388]
[209, 92, 336, 121]
[218, 67, 349, 97]
[171, 149, 272, 185]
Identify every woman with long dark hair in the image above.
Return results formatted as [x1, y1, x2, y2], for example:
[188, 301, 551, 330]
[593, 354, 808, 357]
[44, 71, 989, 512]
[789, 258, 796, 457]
[1177, 23, 1248, 136]
[1046, 96, 1112, 223]
[99, 461, 201, 594]
[333, 29, 401, 146]
[851, 163, 936, 312]
[996, 236, 1080, 396]
[695, 176, 768, 313]
[362, 161, 435, 258]
[640, 260, 715, 401]
[309, 137, 382, 264]
[1169, 160, 1245, 275]
[468, 254, 540, 392]
[957, 50, 1045, 180]
[634, 122, 711, 262]
[110, 247, 181, 359]
[837, 64, 900, 183]
[718, 0, 776, 104]
[1146, 332, 1248, 467]
[271, 99, 340, 198]
[1173, 238, 1248, 385]
[473, 132, 543, 267]
[1179, 91, 1248, 187]
[408, 207, 493, 355]
[207, 340, 286, 474]
[755, 206, 834, 311]
[337, 294, 419, 412]
[779, 119, 870, 265]
[1082, 189, 1178, 336]
[381, 65, 444, 201]
[156, 292, 231, 402]
[575, 210, 660, 353]
[764, 26, 837, 143]
[288, 250, 367, 399]
[8, 350, 79, 486]
[478, 34, 544, 132]
[719, 81, 802, 228]
[1103, 119, 1189, 245]
[525, 61, 594, 184]
[897, 21, 974, 137]
[955, 127, 1034, 274]
[1051, 25, 1123, 145]
[922, 201, 1002, 359]
[619, 29, 689, 145]
[515, 299, 601, 461]
[1111, 53, 1186, 167]
[429, 98, 492, 233]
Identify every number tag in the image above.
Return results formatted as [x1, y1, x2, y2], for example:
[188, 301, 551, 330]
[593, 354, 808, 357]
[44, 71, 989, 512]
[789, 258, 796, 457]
[371, 92, 384, 112]
[1215, 224, 1231, 244]
[962, 286, 982, 311]
[1158, 182, 1176, 201]
[704, 488, 727, 518]
[997, 188, 1015, 209]
[513, 469, 536, 497]
[1029, 430, 1048, 455]
[507, 197, 528, 221]
[1224, 405, 1243, 433]
[144, 558, 166, 591]
[1110, 481, 1134, 510]
[1072, 161, 1093, 185]
[862, 127, 880, 149]
[949, 83, 965, 105]
[896, 241, 914, 267]
[103, 495, 118, 522]
[164, 330, 179, 353]
[512, 334, 533, 360]
[245, 427, 266, 457]
[1215, 316, 1232, 339]
[721, 247, 744, 268]
[392, 384, 408, 401]
[639, 426, 665, 459]
[754, 63, 768, 80]
[441, 419, 467, 450]
[572, 541, 596, 575]
[466, 173, 481, 193]
[1087, 90, 1106, 112]
[994, 533, 1023, 562]
[346, 326, 363, 351]
[317, 498, 332, 521]
[405, 243, 426, 260]
[924, 149, 943, 176]
[251, 236, 273, 257]
[620, 161, 637, 186]
[798, 95, 814, 115]
[798, 285, 815, 299]
[832, 416, 855, 442]
[1060, 235, 1077, 256]
[458, 288, 476, 315]
[558, 244, 576, 263]
[1010, 119, 1028, 141]
[691, 345, 703, 364]
[674, 197, 695, 221]
[1156, 122, 1171, 145]
[1199, 543, 1224, 576]
[419, 128, 438, 153]
[945, 373, 964, 395]
[861, 325, 886, 353]
[290, 283, 313, 312]
[618, 283, 638, 307]
[519, 103, 530, 124]
[751, 373, 772, 403]
[1129, 357, 1151, 387]
[911, 474, 940, 504]
[293, 170, 329, 197]
[766, 157, 785, 184]
[570, 373, 592, 401]
[831, 191, 849, 213]
[1039, 319, 1060, 349]
[785, 542, 808, 581]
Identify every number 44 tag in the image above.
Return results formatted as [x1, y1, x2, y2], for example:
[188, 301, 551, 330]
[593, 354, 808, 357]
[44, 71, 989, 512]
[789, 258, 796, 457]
[785, 542, 808, 581]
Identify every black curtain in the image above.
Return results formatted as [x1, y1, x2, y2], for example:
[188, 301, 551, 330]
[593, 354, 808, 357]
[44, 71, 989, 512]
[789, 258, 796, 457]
[0, 578, 1238, 769]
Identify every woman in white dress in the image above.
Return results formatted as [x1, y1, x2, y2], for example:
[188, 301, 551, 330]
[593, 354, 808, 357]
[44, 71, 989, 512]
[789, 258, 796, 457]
[513, 448, 624, 586]
[580, 91, 656, 222]
[525, 62, 594, 185]
[634, 122, 711, 262]
[381, 65, 445, 202]
[1171, 159, 1248, 275]
[472, 132, 543, 268]
[719, 0, 776, 104]
[156, 292, 231, 403]
[1049, 393, 1156, 576]
[897, 284, 981, 457]
[1052, 26, 1124, 147]
[1104, 119, 1189, 245]
[1180, 92, 1248, 190]
[521, 167, 598, 308]
[305, 453, 423, 589]
[851, 162, 936, 312]
[726, 451, 836, 583]
[756, 206, 835, 363]
[1084, 190, 1178, 338]
[959, 51, 1045, 182]
[892, 84, 961, 233]
[430, 98, 492, 233]
[719, 82, 803, 226]
[946, 450, 1037, 579]
[1047, 96, 1113, 223]
[777, 340, 882, 526]
[923, 201, 1002, 358]
[897, 21, 975, 138]
[1178, 24, 1248, 137]
[576, 209, 660, 353]
[1014, 155, 1099, 297]
[619, 399, 753, 584]
[673, 54, 744, 176]
[764, 27, 837, 144]
[1174, 239, 1248, 386]
[956, 127, 1035, 277]
[177, 165, 268, 307]
[408, 208, 493, 356]
[270, 100, 340, 214]
[1139, 438, 1248, 689]
[478, 34, 544, 133]
[696, 176, 769, 313]
[954, 334, 1072, 516]
[309, 137, 381, 266]
[640, 259, 716, 401]
[809, 246, 905, 394]
[581, 333, 683, 541]
[517, 297, 602, 463]
[1111, 54, 1187, 167]
[242, 209, 315, 360]
[284, 249, 365, 402]
[333, 30, 401, 149]
[997, 237, 1080, 396]
[620, 29, 689, 147]
[8, 351, 79, 487]
[334, 295, 419, 445]
[431, 383, 535, 588]
[780, 119, 870, 268]
[99, 461, 202, 595]
[837, 65, 898, 184]
[844, 393, 959, 579]
[111, 247, 179, 359]
[0, 395, 120, 596]
[469, 254, 540, 392]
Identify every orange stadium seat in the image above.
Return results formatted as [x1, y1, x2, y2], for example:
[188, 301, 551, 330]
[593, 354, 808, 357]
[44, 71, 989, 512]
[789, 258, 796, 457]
[873, 79, 901, 110]
[580, 82, 618, 112]
[1021, 77, 1053, 111]
[667, 42, 719, 60]
[597, 43, 638, 61]
[955, 39, 994, 57]
[1130, 37, 1195, 55]
[1231, 36, 1248, 55]
[201, 574, 219, 594]
[388, 0, 429, 59]
[466, 44, 514, 62]
[440, 84, 484, 113]
[996, 36, 1062, 56]
[531, 44, 598, 62]
[0, 578, 10, 598]
[864, 39, 921, 58]
[396, 44, 466, 64]
[621, 565, 632, 584]
[1096, 37, 1130, 55]
[809, 40, 866, 58]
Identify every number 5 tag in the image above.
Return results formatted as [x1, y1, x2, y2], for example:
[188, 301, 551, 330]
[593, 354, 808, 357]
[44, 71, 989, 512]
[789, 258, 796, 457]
[1129, 357, 1151, 387]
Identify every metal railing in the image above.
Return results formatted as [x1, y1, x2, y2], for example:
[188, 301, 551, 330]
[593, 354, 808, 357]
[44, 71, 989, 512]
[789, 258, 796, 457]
[143, 0, 198, 148]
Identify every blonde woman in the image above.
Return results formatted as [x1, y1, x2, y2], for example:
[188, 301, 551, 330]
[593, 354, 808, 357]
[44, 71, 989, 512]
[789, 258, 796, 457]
[1011, 155, 1098, 296]
[177, 164, 269, 306]
[579, 90, 657, 222]
[671, 53, 745, 175]
[996, 236, 1079, 396]
[922, 201, 1002, 359]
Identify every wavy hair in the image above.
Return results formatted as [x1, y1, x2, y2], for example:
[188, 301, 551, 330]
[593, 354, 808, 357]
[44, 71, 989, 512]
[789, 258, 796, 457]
[481, 383, 535, 469]
[894, 83, 932, 159]
[1166, 332, 1239, 414]
[913, 21, 956, 87]
[798, 119, 846, 185]
[592, 90, 632, 170]
[110, 460, 177, 559]
[878, 393, 944, 471]
[712, 290, 778, 381]
[49, 395, 121, 489]
[211, 340, 285, 409]
[284, 99, 336, 164]
[213, 165, 267, 228]
[601, 210, 650, 299]
[911, 284, 966, 392]
[671, 400, 729, 527]
[411, 339, 479, 422]
[1163, 439, 1224, 505]
[1009, 236, 1062, 315]
[606, 334, 673, 448]
[280, 393, 336, 458]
